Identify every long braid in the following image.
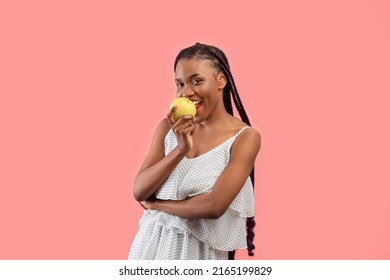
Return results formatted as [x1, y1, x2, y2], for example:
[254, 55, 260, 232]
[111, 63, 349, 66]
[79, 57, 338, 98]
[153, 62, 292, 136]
[223, 86, 233, 116]
[174, 43, 256, 259]
[205, 47, 251, 126]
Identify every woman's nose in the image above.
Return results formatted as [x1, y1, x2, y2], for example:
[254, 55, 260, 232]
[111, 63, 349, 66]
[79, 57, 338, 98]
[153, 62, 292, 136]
[177, 86, 194, 98]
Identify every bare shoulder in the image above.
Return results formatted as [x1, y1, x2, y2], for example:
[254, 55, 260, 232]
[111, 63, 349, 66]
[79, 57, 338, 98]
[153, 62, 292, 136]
[232, 124, 261, 156]
[242, 126, 261, 138]
[231, 117, 261, 142]
[137, 118, 171, 173]
[154, 118, 171, 139]
[240, 126, 261, 146]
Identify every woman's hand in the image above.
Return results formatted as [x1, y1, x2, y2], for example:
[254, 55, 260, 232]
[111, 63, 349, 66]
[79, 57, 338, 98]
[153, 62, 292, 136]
[167, 106, 195, 154]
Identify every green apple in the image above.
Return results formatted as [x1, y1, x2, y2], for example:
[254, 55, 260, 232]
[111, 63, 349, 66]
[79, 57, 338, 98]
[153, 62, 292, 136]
[169, 97, 196, 121]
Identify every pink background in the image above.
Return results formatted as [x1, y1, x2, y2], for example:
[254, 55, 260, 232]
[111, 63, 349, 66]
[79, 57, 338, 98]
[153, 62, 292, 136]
[1, 0, 389, 260]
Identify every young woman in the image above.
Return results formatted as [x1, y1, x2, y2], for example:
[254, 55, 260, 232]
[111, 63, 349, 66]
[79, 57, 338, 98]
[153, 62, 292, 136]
[129, 43, 261, 260]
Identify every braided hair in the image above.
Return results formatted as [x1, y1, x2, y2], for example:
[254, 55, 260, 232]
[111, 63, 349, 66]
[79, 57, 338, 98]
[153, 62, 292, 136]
[174, 43, 256, 260]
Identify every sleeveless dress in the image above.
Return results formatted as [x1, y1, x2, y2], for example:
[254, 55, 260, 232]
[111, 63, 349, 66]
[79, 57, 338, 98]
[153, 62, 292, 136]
[128, 126, 255, 260]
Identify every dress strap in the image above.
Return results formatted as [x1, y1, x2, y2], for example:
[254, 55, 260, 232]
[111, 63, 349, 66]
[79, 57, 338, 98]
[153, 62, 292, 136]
[234, 126, 250, 138]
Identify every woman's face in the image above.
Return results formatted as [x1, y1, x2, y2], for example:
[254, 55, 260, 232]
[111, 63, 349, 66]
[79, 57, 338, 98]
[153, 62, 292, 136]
[174, 58, 223, 123]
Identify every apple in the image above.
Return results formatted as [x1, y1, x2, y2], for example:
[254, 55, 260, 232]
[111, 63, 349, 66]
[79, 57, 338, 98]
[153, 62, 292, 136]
[169, 97, 196, 121]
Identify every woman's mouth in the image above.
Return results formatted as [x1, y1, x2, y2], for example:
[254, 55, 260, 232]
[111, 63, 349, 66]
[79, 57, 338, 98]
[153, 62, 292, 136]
[192, 100, 202, 111]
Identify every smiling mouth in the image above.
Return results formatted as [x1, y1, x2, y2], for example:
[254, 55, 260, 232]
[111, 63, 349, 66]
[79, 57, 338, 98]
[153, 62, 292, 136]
[192, 100, 202, 110]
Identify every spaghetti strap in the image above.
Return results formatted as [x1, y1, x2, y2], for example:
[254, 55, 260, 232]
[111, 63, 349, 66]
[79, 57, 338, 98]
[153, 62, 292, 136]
[235, 126, 250, 138]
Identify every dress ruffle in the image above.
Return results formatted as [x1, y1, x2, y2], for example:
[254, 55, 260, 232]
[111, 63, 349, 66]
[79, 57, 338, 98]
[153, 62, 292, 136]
[129, 210, 228, 260]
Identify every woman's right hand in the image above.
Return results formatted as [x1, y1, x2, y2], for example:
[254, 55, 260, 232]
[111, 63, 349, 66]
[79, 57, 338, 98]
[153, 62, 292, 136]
[167, 106, 195, 154]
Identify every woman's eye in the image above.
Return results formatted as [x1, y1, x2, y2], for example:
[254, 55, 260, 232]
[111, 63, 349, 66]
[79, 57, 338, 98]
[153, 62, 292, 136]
[176, 83, 183, 88]
[192, 79, 200, 85]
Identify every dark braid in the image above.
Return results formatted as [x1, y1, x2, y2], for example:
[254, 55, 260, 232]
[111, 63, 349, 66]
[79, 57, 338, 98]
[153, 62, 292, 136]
[174, 42, 256, 259]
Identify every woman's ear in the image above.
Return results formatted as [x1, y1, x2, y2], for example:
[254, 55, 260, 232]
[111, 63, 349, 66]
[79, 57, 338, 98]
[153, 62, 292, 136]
[217, 72, 227, 90]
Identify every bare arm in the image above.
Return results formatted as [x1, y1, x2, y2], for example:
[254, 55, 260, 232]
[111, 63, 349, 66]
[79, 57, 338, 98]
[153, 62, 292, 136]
[143, 128, 261, 218]
[133, 111, 195, 202]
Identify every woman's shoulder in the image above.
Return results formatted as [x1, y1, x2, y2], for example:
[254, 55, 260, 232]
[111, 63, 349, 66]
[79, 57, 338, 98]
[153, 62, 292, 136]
[158, 118, 172, 132]
[151, 118, 171, 141]
[230, 117, 261, 137]
[230, 118, 261, 150]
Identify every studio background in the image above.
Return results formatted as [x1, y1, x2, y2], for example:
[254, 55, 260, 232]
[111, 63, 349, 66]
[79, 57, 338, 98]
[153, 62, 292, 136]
[1, 0, 389, 259]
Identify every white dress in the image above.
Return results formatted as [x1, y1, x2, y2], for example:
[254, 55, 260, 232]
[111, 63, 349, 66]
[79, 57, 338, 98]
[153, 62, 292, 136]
[128, 126, 255, 260]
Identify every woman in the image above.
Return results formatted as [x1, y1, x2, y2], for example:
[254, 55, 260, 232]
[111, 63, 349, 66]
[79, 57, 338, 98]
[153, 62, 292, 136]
[129, 43, 261, 260]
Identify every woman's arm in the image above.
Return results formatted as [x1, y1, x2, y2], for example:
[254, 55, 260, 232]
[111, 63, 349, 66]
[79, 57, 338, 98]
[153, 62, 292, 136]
[143, 127, 261, 218]
[133, 110, 195, 202]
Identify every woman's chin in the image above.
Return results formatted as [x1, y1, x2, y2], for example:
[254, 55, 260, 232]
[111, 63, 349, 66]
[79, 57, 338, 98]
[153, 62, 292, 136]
[193, 116, 202, 123]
